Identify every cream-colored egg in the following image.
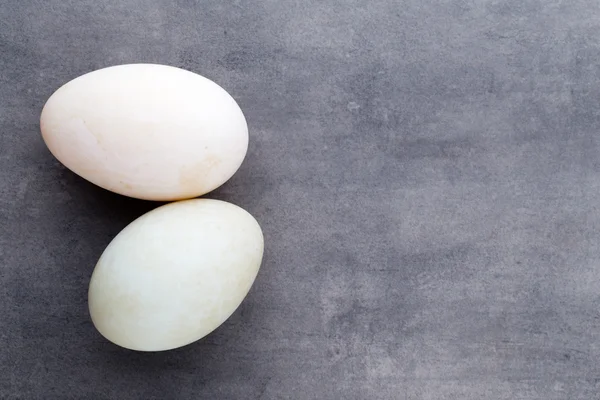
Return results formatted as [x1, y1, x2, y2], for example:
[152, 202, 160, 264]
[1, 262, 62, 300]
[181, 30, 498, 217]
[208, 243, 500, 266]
[88, 199, 264, 351]
[40, 64, 248, 201]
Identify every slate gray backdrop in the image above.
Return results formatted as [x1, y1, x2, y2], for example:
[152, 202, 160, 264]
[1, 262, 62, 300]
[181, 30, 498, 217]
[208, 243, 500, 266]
[1, 1, 600, 399]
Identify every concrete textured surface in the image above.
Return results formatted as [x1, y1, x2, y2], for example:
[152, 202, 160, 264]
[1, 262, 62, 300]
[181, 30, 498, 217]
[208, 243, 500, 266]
[1, 1, 600, 399]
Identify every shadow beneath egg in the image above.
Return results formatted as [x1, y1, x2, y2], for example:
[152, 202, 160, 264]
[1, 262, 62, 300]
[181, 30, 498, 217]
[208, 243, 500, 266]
[60, 170, 164, 227]
[86, 305, 259, 390]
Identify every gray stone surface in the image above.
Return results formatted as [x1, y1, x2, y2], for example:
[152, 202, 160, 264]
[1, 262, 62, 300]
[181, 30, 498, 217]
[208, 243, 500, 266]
[2, 0, 600, 399]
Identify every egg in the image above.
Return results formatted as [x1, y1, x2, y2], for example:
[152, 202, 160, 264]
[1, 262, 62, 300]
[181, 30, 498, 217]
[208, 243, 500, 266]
[88, 199, 264, 351]
[40, 64, 248, 201]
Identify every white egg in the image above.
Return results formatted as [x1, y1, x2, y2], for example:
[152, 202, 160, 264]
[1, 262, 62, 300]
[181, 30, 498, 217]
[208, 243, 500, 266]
[88, 199, 264, 351]
[40, 64, 248, 201]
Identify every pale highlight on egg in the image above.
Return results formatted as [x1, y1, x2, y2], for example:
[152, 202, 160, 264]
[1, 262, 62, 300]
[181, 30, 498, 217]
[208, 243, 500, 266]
[88, 199, 264, 352]
[40, 64, 248, 201]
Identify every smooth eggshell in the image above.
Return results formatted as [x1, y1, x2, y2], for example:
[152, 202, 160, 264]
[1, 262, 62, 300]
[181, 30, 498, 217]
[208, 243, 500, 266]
[88, 199, 264, 351]
[40, 64, 248, 201]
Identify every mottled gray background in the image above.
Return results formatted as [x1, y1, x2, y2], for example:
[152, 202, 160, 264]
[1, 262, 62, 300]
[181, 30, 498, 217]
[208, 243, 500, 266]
[1, 1, 600, 399]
